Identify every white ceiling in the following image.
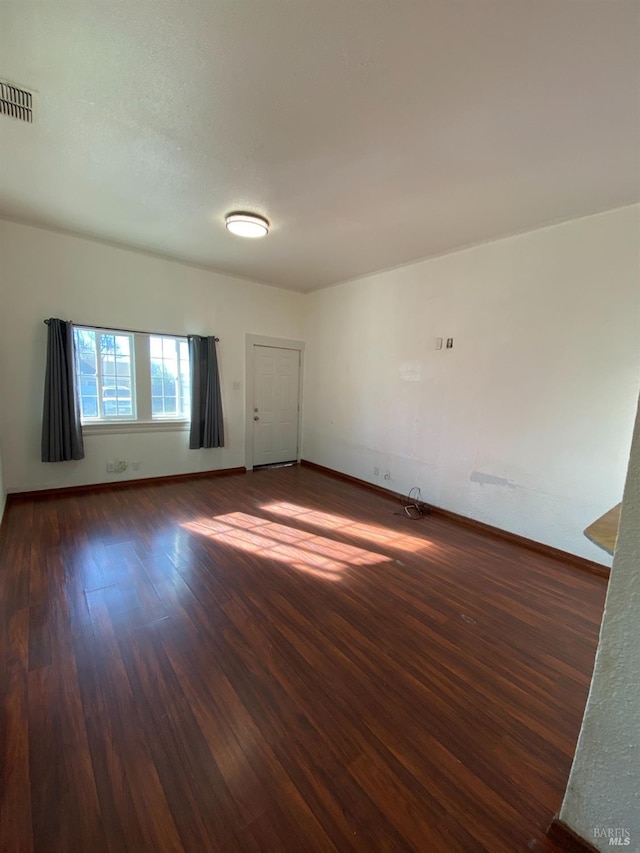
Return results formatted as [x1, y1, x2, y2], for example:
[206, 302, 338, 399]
[1, 1, 638, 292]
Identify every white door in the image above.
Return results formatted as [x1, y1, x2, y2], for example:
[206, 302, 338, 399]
[252, 346, 301, 466]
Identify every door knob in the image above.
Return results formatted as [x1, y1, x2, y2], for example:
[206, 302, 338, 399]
[254, 416, 259, 421]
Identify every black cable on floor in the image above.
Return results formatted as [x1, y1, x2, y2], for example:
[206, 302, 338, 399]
[395, 486, 431, 520]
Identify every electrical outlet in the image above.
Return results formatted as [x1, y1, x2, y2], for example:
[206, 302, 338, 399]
[435, 337, 443, 350]
[373, 466, 380, 476]
[116, 459, 127, 473]
[106, 460, 115, 473]
[132, 461, 140, 471]
[384, 471, 391, 480]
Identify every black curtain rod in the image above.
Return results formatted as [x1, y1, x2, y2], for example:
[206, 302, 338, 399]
[43, 319, 219, 342]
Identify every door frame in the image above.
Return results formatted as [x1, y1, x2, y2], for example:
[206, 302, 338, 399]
[244, 334, 305, 471]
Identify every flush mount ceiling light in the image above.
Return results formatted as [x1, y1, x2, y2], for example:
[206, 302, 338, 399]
[225, 211, 269, 238]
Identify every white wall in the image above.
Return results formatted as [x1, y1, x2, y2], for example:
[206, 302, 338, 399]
[1, 208, 638, 565]
[0, 220, 304, 492]
[559, 393, 640, 849]
[302, 205, 640, 564]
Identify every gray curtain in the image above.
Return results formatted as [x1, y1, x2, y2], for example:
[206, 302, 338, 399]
[188, 335, 224, 449]
[41, 318, 85, 462]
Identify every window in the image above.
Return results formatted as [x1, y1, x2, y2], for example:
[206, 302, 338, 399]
[150, 336, 190, 419]
[73, 326, 191, 427]
[74, 329, 135, 421]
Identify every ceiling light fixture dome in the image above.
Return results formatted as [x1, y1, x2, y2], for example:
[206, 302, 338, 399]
[225, 211, 269, 238]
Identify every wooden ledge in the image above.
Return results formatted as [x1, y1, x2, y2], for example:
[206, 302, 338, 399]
[584, 503, 621, 556]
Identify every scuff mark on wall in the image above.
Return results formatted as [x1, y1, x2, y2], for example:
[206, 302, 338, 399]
[399, 362, 423, 382]
[470, 470, 518, 489]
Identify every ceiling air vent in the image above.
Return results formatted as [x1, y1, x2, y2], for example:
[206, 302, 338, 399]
[0, 80, 34, 123]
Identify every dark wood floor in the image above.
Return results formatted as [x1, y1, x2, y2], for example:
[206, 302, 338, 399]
[0, 465, 606, 852]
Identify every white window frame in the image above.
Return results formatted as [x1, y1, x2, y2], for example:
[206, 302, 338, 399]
[73, 326, 192, 434]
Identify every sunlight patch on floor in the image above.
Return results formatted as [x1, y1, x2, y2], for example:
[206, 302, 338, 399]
[183, 512, 389, 582]
[260, 501, 433, 553]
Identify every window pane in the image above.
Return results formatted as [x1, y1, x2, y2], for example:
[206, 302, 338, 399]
[79, 365, 98, 416]
[74, 329, 97, 378]
[115, 335, 130, 356]
[81, 397, 99, 418]
[79, 353, 97, 375]
[75, 330, 98, 420]
[152, 397, 164, 416]
[164, 396, 177, 415]
[100, 334, 116, 355]
[80, 376, 97, 397]
[179, 346, 191, 418]
[179, 372, 190, 417]
[114, 365, 130, 391]
[75, 329, 94, 348]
